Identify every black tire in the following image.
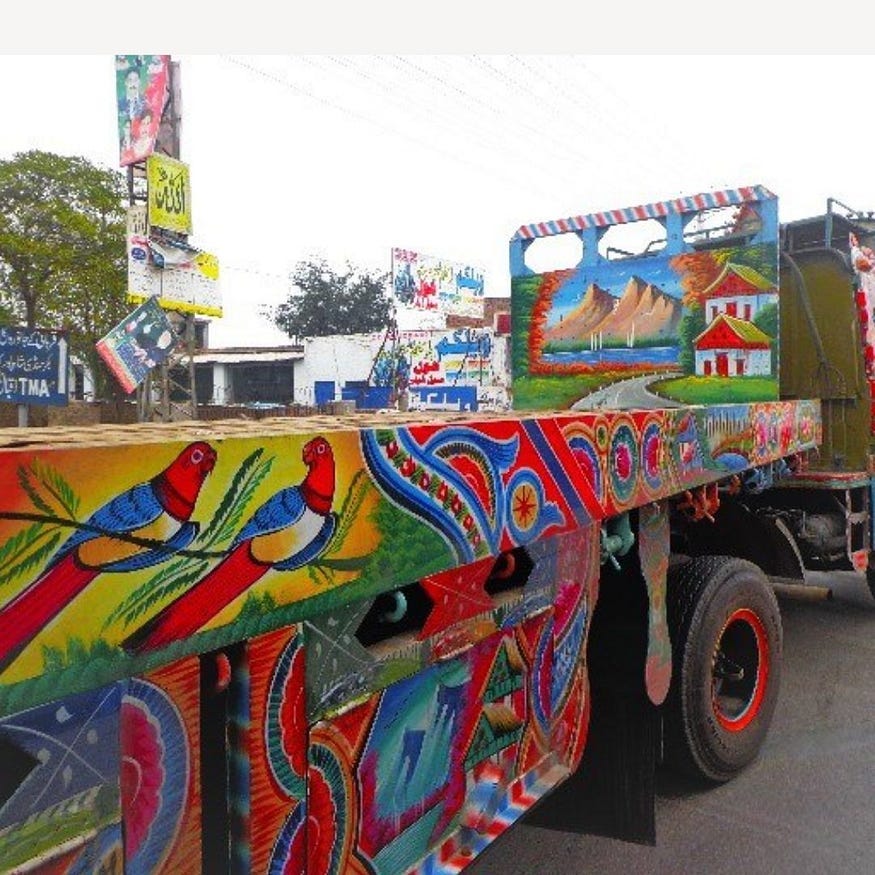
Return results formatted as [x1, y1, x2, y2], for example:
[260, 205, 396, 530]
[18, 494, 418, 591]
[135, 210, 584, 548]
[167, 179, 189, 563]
[664, 555, 782, 783]
[866, 563, 875, 603]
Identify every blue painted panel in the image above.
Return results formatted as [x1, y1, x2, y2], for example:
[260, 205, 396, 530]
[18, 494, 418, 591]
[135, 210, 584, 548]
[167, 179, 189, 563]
[342, 384, 393, 410]
[0, 684, 121, 870]
[411, 385, 478, 411]
[314, 380, 336, 406]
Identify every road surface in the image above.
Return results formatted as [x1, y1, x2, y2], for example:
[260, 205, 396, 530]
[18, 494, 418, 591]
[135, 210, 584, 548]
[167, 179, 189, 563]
[572, 373, 684, 410]
[466, 571, 875, 874]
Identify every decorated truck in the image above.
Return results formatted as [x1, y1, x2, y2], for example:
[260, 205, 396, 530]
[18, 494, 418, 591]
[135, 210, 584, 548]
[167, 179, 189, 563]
[1, 185, 872, 874]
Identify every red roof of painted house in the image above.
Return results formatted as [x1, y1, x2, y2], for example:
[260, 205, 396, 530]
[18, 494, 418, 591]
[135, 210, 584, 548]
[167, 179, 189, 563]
[701, 263, 775, 299]
[694, 313, 771, 350]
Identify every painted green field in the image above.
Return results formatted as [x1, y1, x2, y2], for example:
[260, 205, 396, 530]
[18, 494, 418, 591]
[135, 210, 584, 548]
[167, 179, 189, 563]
[511, 374, 624, 411]
[651, 376, 778, 405]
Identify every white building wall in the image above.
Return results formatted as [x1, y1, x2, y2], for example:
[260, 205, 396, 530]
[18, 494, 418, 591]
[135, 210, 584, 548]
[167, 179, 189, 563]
[293, 334, 385, 406]
[705, 292, 778, 323]
[695, 347, 771, 376]
[293, 329, 511, 411]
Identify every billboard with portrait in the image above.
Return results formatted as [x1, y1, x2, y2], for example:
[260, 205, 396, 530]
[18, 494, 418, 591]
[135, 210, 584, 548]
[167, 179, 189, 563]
[116, 54, 170, 167]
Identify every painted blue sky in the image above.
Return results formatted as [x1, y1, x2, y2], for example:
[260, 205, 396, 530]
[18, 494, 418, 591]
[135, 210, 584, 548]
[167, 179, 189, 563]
[546, 253, 684, 328]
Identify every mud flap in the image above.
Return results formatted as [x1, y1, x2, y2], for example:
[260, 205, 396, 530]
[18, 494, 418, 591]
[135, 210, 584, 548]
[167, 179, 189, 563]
[528, 527, 658, 845]
[528, 678, 658, 844]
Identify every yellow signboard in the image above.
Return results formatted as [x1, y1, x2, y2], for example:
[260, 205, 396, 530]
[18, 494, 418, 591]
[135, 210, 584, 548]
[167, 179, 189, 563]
[146, 154, 192, 234]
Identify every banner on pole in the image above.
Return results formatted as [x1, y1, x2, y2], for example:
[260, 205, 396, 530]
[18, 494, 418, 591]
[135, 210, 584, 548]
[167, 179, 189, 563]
[96, 298, 177, 394]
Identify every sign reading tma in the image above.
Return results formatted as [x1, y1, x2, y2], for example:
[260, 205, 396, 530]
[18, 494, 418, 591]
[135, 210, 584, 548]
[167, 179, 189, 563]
[0, 327, 69, 405]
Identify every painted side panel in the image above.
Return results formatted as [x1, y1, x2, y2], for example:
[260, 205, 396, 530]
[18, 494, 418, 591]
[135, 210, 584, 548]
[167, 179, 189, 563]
[122, 656, 202, 874]
[230, 625, 307, 875]
[305, 526, 599, 874]
[0, 403, 820, 719]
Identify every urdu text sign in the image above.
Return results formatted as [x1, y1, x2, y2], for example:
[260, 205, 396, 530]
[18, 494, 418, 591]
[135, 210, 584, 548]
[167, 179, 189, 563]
[146, 154, 192, 235]
[0, 327, 69, 406]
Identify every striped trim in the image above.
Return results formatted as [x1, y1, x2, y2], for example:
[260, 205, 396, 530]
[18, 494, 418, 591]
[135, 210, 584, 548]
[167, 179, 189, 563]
[513, 184, 776, 241]
[410, 763, 568, 874]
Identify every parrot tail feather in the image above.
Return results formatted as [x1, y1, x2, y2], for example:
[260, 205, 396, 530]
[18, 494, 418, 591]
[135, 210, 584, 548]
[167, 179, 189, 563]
[121, 542, 269, 655]
[0, 556, 98, 675]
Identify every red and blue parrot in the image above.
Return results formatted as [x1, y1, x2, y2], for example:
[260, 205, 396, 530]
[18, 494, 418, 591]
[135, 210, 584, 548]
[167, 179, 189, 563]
[0, 442, 217, 675]
[123, 435, 337, 654]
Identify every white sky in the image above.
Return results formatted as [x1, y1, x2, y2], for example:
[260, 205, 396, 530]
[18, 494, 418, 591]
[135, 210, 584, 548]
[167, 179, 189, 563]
[2, 36, 874, 347]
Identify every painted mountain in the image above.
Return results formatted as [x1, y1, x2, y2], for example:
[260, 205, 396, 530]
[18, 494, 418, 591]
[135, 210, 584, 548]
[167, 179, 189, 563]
[545, 276, 682, 348]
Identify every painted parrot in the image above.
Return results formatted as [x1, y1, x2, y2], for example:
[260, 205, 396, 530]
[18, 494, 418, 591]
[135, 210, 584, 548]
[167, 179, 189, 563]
[123, 435, 337, 654]
[0, 442, 217, 675]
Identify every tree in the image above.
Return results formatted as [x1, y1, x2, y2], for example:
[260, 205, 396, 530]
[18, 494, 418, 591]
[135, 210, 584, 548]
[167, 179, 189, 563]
[271, 258, 392, 339]
[677, 304, 706, 374]
[753, 301, 779, 373]
[671, 251, 723, 308]
[0, 150, 130, 400]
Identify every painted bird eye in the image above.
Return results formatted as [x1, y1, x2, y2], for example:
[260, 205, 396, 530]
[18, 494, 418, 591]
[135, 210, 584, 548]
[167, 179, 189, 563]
[316, 443, 326, 454]
[191, 449, 204, 463]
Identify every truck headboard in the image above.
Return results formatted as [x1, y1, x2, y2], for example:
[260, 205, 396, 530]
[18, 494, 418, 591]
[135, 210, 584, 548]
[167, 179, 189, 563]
[510, 186, 780, 411]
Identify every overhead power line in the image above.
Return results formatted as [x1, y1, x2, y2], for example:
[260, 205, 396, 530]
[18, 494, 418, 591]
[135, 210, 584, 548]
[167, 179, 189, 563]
[222, 55, 574, 206]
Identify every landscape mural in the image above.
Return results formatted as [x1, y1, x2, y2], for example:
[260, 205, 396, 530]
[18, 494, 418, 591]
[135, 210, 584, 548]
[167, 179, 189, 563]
[510, 187, 781, 411]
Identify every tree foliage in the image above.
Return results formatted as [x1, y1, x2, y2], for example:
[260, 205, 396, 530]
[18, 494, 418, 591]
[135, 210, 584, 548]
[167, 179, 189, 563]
[272, 258, 392, 339]
[0, 150, 130, 399]
[671, 252, 724, 308]
[753, 301, 779, 373]
[677, 304, 706, 374]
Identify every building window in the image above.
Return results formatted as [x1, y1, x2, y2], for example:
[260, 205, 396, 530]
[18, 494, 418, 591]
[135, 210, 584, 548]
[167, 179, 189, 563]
[231, 363, 293, 405]
[194, 320, 209, 349]
[195, 365, 214, 404]
[72, 364, 85, 400]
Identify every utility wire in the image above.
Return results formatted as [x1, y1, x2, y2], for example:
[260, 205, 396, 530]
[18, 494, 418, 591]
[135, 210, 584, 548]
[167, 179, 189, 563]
[570, 56, 714, 192]
[465, 55, 663, 197]
[380, 55, 590, 197]
[511, 54, 694, 183]
[223, 55, 571, 205]
[297, 53, 587, 206]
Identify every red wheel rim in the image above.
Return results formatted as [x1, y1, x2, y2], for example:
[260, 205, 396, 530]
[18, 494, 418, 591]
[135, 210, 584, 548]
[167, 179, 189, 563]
[712, 607, 769, 732]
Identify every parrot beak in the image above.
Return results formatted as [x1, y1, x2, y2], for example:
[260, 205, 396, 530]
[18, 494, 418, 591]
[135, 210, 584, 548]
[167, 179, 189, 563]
[302, 440, 315, 465]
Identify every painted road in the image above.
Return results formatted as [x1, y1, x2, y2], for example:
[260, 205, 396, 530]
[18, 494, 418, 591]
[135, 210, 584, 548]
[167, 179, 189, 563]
[571, 373, 685, 410]
[467, 571, 875, 874]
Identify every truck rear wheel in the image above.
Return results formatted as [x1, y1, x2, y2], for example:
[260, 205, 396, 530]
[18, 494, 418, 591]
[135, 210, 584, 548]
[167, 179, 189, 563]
[865, 564, 875, 603]
[664, 555, 782, 783]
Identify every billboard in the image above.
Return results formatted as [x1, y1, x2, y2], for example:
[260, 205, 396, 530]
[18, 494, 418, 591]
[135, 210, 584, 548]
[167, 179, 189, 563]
[116, 55, 170, 167]
[146, 154, 192, 235]
[0, 326, 69, 406]
[392, 248, 485, 318]
[96, 297, 178, 394]
[127, 205, 222, 317]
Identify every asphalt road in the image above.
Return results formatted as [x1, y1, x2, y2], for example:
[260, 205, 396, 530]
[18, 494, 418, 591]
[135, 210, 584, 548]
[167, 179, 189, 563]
[571, 374, 684, 411]
[466, 572, 875, 875]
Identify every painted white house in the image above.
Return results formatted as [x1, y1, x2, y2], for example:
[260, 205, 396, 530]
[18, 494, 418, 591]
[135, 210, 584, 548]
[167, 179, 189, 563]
[694, 314, 772, 377]
[700, 263, 778, 324]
